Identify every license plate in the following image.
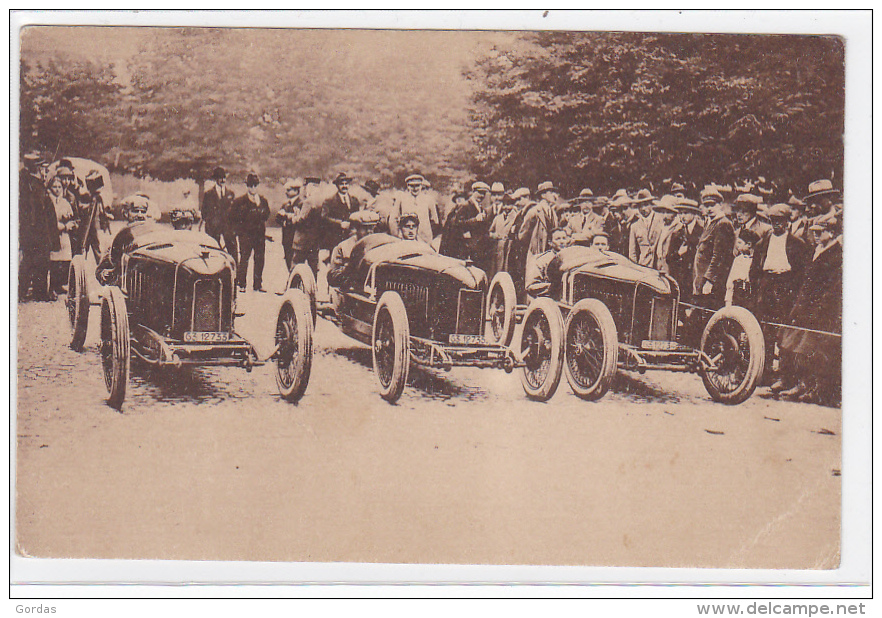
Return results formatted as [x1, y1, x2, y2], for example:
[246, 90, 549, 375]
[184, 331, 230, 343]
[641, 340, 680, 351]
[449, 334, 486, 345]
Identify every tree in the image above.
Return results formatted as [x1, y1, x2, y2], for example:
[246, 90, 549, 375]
[467, 32, 844, 197]
[20, 56, 124, 163]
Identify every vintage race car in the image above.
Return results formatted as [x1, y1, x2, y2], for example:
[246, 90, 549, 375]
[287, 233, 536, 403]
[67, 226, 313, 408]
[515, 246, 765, 404]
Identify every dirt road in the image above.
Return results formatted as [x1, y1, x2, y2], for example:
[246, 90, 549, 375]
[14, 234, 841, 569]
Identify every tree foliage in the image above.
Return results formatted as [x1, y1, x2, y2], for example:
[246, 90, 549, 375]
[467, 32, 845, 197]
[20, 56, 123, 162]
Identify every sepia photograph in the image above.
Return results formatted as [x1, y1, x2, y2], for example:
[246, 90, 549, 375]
[10, 10, 870, 594]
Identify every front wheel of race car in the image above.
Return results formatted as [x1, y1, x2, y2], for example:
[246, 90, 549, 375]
[519, 298, 564, 402]
[372, 291, 410, 404]
[699, 305, 765, 405]
[286, 263, 317, 327]
[100, 286, 130, 410]
[563, 299, 619, 401]
[485, 271, 517, 347]
[67, 254, 90, 352]
[275, 289, 314, 402]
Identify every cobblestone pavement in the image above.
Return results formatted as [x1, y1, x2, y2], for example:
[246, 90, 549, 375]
[14, 234, 841, 569]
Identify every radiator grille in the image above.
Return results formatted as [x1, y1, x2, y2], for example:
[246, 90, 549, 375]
[384, 281, 429, 314]
[456, 289, 484, 336]
[649, 297, 675, 342]
[193, 279, 222, 332]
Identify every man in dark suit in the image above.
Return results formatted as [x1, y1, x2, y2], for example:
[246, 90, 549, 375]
[666, 199, 704, 303]
[201, 167, 237, 257]
[779, 213, 842, 402]
[230, 173, 270, 292]
[277, 177, 322, 274]
[692, 194, 735, 309]
[320, 172, 361, 254]
[19, 153, 57, 301]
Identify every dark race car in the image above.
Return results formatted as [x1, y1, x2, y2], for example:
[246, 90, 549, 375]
[67, 226, 313, 408]
[516, 245, 766, 404]
[286, 233, 549, 403]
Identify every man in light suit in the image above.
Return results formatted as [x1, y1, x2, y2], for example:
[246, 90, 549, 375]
[628, 189, 664, 266]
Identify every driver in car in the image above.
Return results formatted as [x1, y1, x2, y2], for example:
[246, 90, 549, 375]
[525, 226, 572, 298]
[327, 209, 380, 290]
[397, 212, 433, 248]
[96, 195, 160, 287]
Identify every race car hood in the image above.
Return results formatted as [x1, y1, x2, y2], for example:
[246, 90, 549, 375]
[352, 233, 486, 289]
[555, 246, 673, 295]
[128, 227, 232, 276]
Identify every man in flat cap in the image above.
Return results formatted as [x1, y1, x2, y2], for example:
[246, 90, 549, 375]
[328, 209, 380, 292]
[666, 198, 704, 303]
[749, 203, 811, 390]
[489, 182, 506, 218]
[692, 192, 735, 309]
[230, 173, 270, 292]
[628, 189, 664, 267]
[732, 193, 771, 241]
[389, 173, 439, 243]
[652, 196, 682, 274]
[277, 177, 321, 273]
[321, 172, 362, 257]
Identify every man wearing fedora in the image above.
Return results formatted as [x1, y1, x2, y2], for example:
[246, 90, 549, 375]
[627, 188, 663, 267]
[321, 172, 362, 255]
[230, 173, 270, 292]
[389, 173, 438, 243]
[19, 152, 57, 301]
[692, 193, 735, 309]
[439, 183, 489, 263]
[518, 180, 560, 258]
[803, 179, 842, 245]
[779, 212, 842, 403]
[201, 167, 237, 257]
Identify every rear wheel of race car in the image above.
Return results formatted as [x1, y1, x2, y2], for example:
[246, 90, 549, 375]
[100, 286, 130, 410]
[563, 299, 619, 401]
[275, 289, 314, 402]
[699, 305, 765, 405]
[519, 298, 564, 401]
[372, 291, 410, 404]
[67, 254, 90, 352]
[286, 263, 317, 327]
[485, 271, 517, 347]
